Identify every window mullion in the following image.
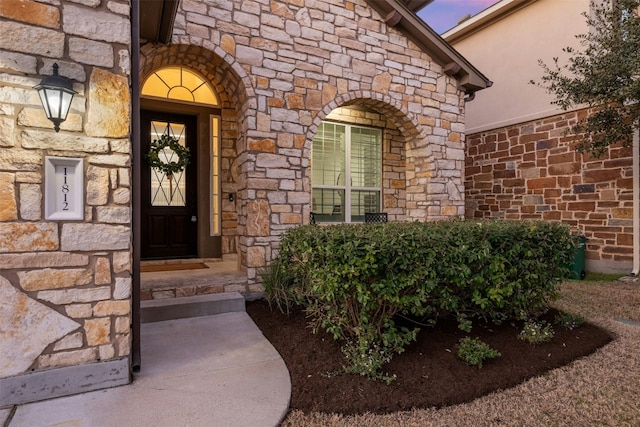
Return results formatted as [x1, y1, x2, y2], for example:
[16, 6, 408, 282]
[345, 125, 352, 222]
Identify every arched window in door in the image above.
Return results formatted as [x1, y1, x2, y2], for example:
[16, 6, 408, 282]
[141, 66, 222, 236]
[142, 66, 219, 106]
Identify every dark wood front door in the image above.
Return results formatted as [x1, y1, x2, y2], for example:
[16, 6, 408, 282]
[141, 110, 198, 259]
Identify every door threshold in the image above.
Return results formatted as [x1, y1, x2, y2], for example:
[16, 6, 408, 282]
[141, 257, 225, 266]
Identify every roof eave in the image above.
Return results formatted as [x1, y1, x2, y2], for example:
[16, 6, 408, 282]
[442, 0, 533, 44]
[402, 0, 435, 12]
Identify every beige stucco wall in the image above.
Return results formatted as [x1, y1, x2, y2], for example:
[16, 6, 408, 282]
[446, 0, 590, 133]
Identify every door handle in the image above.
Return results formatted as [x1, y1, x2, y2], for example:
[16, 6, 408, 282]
[191, 215, 197, 222]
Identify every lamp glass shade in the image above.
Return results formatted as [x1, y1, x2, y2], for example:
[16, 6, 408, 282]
[34, 64, 76, 132]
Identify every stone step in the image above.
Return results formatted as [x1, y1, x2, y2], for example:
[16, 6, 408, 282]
[141, 292, 245, 323]
[140, 257, 249, 301]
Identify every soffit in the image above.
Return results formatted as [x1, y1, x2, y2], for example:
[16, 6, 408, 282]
[139, 0, 179, 44]
[443, 0, 534, 44]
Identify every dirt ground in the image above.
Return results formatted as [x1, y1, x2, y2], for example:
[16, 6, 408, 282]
[247, 280, 640, 426]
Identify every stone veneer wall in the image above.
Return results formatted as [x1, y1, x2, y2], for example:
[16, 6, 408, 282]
[0, 0, 132, 405]
[465, 108, 634, 272]
[141, 0, 468, 286]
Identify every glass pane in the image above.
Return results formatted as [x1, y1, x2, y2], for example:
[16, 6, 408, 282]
[149, 121, 188, 207]
[167, 86, 195, 102]
[311, 188, 345, 223]
[194, 84, 219, 105]
[351, 190, 381, 222]
[180, 68, 205, 91]
[141, 66, 219, 106]
[155, 67, 181, 89]
[141, 73, 169, 98]
[351, 126, 381, 188]
[312, 123, 345, 186]
[211, 116, 220, 236]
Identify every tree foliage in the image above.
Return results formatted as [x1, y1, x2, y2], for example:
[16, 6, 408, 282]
[533, 0, 640, 157]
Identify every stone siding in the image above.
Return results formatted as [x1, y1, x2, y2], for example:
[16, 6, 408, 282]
[0, 0, 132, 388]
[140, 0, 467, 285]
[465, 108, 633, 270]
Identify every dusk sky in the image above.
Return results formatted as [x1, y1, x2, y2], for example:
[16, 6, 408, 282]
[417, 0, 500, 34]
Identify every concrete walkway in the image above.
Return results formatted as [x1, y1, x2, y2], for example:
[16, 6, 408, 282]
[2, 312, 291, 427]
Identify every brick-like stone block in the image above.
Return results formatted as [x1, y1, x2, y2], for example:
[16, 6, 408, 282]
[573, 184, 595, 194]
[527, 177, 556, 190]
[246, 200, 270, 236]
[61, 223, 130, 251]
[93, 300, 130, 317]
[19, 183, 41, 221]
[53, 332, 83, 351]
[84, 317, 111, 346]
[195, 284, 223, 295]
[37, 348, 97, 370]
[583, 168, 621, 183]
[20, 131, 109, 152]
[113, 277, 131, 300]
[0, 115, 17, 149]
[0, 172, 17, 221]
[0, 222, 58, 252]
[248, 138, 276, 153]
[96, 206, 130, 224]
[19, 268, 92, 291]
[86, 69, 131, 138]
[38, 287, 111, 305]
[63, 4, 130, 44]
[0, 252, 88, 270]
[95, 257, 111, 285]
[247, 245, 265, 268]
[549, 162, 580, 176]
[0, 0, 60, 28]
[112, 251, 131, 273]
[66, 304, 93, 319]
[0, 20, 64, 57]
[612, 207, 633, 219]
[115, 316, 130, 334]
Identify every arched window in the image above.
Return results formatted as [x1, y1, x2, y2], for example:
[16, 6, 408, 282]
[142, 66, 219, 106]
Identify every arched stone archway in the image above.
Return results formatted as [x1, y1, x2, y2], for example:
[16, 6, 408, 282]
[138, 44, 257, 264]
[304, 90, 458, 225]
[140, 43, 255, 116]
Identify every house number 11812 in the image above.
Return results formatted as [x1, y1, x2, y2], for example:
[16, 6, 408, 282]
[61, 167, 70, 211]
[45, 156, 83, 220]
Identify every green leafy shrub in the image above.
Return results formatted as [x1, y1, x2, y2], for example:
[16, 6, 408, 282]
[554, 312, 585, 330]
[518, 320, 555, 344]
[262, 219, 574, 379]
[457, 337, 501, 368]
[427, 220, 574, 326]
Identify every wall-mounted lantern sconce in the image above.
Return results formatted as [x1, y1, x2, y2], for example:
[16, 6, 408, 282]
[34, 63, 76, 132]
[228, 193, 235, 202]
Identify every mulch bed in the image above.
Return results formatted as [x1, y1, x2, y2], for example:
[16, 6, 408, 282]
[246, 300, 613, 415]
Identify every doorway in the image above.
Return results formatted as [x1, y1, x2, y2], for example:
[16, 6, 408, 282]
[141, 110, 198, 259]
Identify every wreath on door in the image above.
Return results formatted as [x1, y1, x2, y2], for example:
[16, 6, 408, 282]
[145, 134, 191, 177]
